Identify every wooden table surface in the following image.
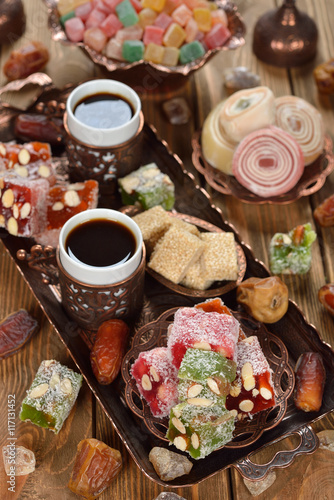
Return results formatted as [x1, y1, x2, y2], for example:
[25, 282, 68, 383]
[1, 0, 334, 498]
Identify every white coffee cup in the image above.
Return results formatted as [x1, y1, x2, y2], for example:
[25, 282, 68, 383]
[65, 79, 142, 147]
[59, 208, 143, 286]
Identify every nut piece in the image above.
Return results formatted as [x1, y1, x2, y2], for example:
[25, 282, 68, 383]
[15, 165, 29, 177]
[191, 433, 200, 449]
[173, 406, 182, 419]
[0, 215, 5, 226]
[252, 388, 259, 397]
[64, 190, 80, 207]
[29, 383, 49, 399]
[229, 381, 241, 398]
[149, 366, 160, 382]
[38, 164, 51, 178]
[52, 201, 64, 211]
[44, 360, 54, 367]
[207, 377, 220, 395]
[172, 417, 186, 434]
[173, 436, 188, 451]
[187, 397, 214, 407]
[13, 203, 19, 219]
[141, 374, 152, 391]
[49, 373, 60, 389]
[260, 387, 273, 400]
[193, 341, 211, 351]
[20, 202, 31, 219]
[18, 148, 30, 165]
[187, 383, 203, 398]
[60, 378, 72, 395]
[7, 217, 18, 236]
[241, 362, 256, 391]
[0, 144, 6, 156]
[2, 189, 14, 208]
[239, 399, 254, 413]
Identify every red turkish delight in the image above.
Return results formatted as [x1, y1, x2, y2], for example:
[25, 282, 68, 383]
[75, 2, 93, 21]
[131, 347, 179, 418]
[226, 336, 276, 417]
[101, 14, 123, 38]
[204, 23, 231, 50]
[86, 7, 106, 29]
[167, 306, 239, 369]
[65, 16, 85, 42]
[0, 172, 49, 237]
[0, 141, 51, 167]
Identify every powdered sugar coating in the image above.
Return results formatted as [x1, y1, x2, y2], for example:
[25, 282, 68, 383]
[236, 336, 271, 376]
[167, 307, 239, 368]
[131, 347, 179, 418]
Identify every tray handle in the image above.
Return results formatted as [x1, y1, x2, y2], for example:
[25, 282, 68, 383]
[17, 244, 59, 285]
[233, 425, 319, 481]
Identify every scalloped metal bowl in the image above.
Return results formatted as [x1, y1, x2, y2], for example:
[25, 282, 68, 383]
[192, 131, 334, 204]
[43, 0, 246, 76]
[122, 307, 294, 449]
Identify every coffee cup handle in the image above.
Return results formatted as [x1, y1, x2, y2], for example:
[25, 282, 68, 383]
[17, 244, 59, 285]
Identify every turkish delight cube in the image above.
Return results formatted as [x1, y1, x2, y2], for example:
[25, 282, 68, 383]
[178, 348, 236, 401]
[0, 172, 49, 237]
[132, 205, 172, 254]
[167, 306, 239, 368]
[19, 359, 83, 433]
[2, 445, 36, 476]
[118, 162, 175, 210]
[226, 336, 276, 417]
[0, 141, 51, 166]
[131, 347, 179, 418]
[166, 401, 236, 459]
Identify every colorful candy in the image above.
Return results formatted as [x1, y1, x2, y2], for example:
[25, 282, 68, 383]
[20, 359, 83, 433]
[232, 126, 305, 198]
[275, 95, 325, 165]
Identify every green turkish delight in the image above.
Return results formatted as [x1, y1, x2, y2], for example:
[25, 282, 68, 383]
[166, 402, 236, 459]
[269, 223, 317, 275]
[118, 163, 175, 210]
[20, 359, 82, 433]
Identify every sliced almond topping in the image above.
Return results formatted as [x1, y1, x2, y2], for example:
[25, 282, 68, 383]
[172, 417, 186, 434]
[242, 336, 255, 345]
[187, 383, 203, 398]
[18, 148, 30, 165]
[2, 189, 14, 208]
[52, 201, 64, 211]
[260, 387, 273, 400]
[30, 383, 49, 399]
[193, 341, 211, 351]
[229, 409, 238, 418]
[64, 189, 81, 207]
[13, 204, 19, 219]
[141, 374, 152, 391]
[173, 436, 188, 452]
[0, 144, 6, 156]
[243, 376, 256, 392]
[20, 202, 31, 219]
[252, 388, 259, 397]
[239, 399, 254, 413]
[38, 164, 51, 178]
[191, 433, 200, 449]
[229, 382, 241, 398]
[44, 360, 54, 367]
[149, 366, 160, 382]
[0, 215, 5, 227]
[187, 397, 214, 407]
[7, 217, 18, 236]
[0, 178, 4, 189]
[15, 165, 29, 177]
[241, 362, 253, 379]
[49, 373, 60, 389]
[217, 347, 228, 357]
[173, 407, 182, 419]
[60, 378, 72, 395]
[207, 377, 220, 395]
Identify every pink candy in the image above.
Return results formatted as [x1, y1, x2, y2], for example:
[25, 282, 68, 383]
[143, 25, 164, 45]
[65, 17, 85, 42]
[204, 23, 231, 50]
[100, 13, 123, 37]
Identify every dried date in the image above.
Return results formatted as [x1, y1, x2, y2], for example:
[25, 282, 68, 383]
[90, 319, 129, 385]
[318, 283, 334, 315]
[68, 438, 122, 499]
[294, 352, 326, 412]
[14, 114, 65, 145]
[0, 309, 39, 360]
[314, 194, 334, 227]
[3, 40, 49, 81]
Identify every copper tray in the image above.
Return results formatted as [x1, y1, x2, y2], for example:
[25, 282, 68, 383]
[1, 86, 334, 487]
[43, 0, 246, 77]
[192, 130, 334, 204]
[122, 307, 294, 447]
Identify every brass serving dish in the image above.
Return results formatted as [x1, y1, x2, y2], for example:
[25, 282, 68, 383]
[192, 131, 334, 204]
[43, 0, 246, 77]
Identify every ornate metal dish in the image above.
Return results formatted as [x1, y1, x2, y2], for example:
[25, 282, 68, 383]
[43, 0, 246, 77]
[192, 130, 334, 204]
[122, 307, 294, 447]
[1, 83, 334, 487]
